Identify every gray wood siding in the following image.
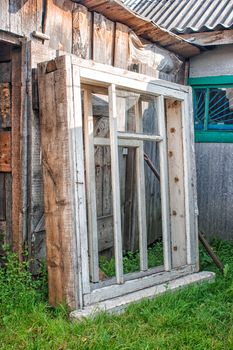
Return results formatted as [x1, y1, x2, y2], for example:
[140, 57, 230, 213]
[196, 143, 233, 240]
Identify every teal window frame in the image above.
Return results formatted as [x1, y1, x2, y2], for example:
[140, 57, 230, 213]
[188, 76, 233, 143]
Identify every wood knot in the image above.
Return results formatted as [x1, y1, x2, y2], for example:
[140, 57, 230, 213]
[170, 127, 176, 133]
[173, 246, 178, 251]
[172, 210, 177, 216]
[174, 176, 179, 183]
[168, 151, 173, 157]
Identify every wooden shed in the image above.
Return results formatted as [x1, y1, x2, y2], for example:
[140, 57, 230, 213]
[0, 0, 214, 314]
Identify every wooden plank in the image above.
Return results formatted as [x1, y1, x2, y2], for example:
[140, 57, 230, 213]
[0, 64, 11, 83]
[0, 131, 11, 172]
[0, 1, 10, 32]
[44, 0, 73, 52]
[135, 101, 147, 271]
[38, 56, 80, 308]
[181, 29, 233, 46]
[83, 89, 99, 282]
[5, 173, 12, 246]
[71, 56, 189, 95]
[118, 132, 162, 142]
[84, 264, 196, 305]
[93, 12, 114, 65]
[108, 84, 123, 284]
[9, 0, 22, 35]
[166, 99, 186, 268]
[11, 47, 22, 255]
[0, 173, 5, 220]
[71, 63, 90, 298]
[21, 0, 40, 37]
[114, 23, 129, 69]
[182, 92, 198, 268]
[157, 95, 171, 271]
[0, 83, 11, 128]
[72, 5, 92, 58]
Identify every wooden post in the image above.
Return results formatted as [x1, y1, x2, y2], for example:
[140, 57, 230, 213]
[38, 56, 81, 308]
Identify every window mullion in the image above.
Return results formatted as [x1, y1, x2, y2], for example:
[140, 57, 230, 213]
[108, 83, 124, 284]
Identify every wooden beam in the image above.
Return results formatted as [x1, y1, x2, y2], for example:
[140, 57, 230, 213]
[0, 30, 22, 46]
[181, 29, 233, 46]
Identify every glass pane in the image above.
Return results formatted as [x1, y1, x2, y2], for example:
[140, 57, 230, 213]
[193, 88, 206, 130]
[116, 89, 158, 135]
[208, 87, 233, 130]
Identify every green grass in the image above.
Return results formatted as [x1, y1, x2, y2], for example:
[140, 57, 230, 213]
[0, 240, 233, 349]
[100, 241, 164, 277]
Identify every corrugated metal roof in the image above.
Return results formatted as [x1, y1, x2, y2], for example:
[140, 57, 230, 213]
[76, 0, 200, 57]
[123, 0, 233, 34]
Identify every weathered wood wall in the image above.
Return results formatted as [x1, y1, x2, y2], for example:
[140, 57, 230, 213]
[0, 41, 28, 260]
[190, 46, 233, 240]
[196, 143, 233, 240]
[0, 0, 185, 265]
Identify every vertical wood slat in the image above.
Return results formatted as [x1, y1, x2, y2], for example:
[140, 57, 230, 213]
[38, 56, 85, 309]
[11, 47, 22, 256]
[135, 100, 148, 271]
[114, 23, 129, 69]
[182, 92, 199, 267]
[5, 173, 12, 246]
[72, 5, 92, 59]
[166, 99, 187, 268]
[157, 95, 171, 271]
[0, 173, 5, 221]
[93, 12, 114, 65]
[71, 64, 90, 297]
[108, 84, 124, 284]
[83, 90, 99, 283]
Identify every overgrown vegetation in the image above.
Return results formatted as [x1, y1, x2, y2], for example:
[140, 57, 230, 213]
[0, 240, 233, 349]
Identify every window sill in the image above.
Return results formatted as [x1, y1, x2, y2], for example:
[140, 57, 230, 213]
[195, 131, 233, 143]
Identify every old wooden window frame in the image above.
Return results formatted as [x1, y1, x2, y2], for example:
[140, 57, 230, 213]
[38, 55, 198, 309]
[75, 58, 197, 306]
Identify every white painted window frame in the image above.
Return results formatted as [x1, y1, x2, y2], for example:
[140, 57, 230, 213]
[69, 57, 198, 307]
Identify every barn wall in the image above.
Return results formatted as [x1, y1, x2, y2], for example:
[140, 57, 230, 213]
[0, 0, 186, 266]
[190, 45, 233, 240]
